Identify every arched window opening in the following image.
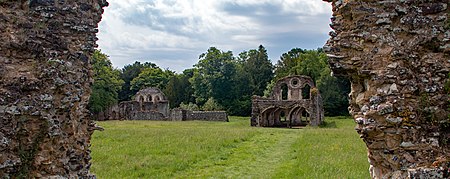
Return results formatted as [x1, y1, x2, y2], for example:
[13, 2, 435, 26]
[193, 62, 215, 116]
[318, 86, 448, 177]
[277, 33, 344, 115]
[280, 111, 286, 122]
[139, 96, 145, 111]
[111, 111, 117, 120]
[281, 83, 289, 100]
[147, 95, 152, 102]
[301, 110, 310, 124]
[302, 84, 311, 99]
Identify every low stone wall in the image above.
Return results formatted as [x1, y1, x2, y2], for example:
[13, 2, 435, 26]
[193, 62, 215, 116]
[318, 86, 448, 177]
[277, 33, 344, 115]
[108, 104, 228, 122]
[170, 109, 228, 122]
[183, 111, 229, 122]
[93, 105, 120, 121]
[129, 111, 167, 121]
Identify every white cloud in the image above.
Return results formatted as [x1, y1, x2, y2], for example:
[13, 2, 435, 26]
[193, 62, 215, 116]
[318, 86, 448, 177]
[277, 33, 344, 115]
[97, 0, 333, 72]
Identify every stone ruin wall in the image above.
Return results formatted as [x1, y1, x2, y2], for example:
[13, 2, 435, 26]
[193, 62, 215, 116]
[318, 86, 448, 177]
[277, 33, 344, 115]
[116, 102, 229, 122]
[251, 75, 324, 127]
[0, 1, 107, 178]
[180, 110, 229, 122]
[324, 0, 449, 178]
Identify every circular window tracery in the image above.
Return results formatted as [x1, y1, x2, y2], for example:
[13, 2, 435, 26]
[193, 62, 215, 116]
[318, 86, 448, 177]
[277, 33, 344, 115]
[290, 78, 301, 88]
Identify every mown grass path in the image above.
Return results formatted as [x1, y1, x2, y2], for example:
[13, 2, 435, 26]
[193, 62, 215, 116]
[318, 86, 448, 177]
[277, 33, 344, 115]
[91, 117, 370, 178]
[175, 129, 299, 178]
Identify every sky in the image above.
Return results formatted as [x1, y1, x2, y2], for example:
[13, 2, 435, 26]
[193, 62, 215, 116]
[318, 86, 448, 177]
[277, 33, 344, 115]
[97, 0, 333, 72]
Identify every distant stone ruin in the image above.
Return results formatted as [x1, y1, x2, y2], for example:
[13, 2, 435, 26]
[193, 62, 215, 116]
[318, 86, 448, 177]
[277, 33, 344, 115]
[100, 87, 229, 122]
[324, 0, 449, 178]
[251, 75, 324, 127]
[0, 1, 108, 178]
[120, 87, 170, 120]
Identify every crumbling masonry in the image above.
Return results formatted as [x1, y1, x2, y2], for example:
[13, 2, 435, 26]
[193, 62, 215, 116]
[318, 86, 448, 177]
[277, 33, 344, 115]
[324, 0, 449, 178]
[108, 87, 229, 122]
[0, 1, 108, 178]
[251, 75, 324, 127]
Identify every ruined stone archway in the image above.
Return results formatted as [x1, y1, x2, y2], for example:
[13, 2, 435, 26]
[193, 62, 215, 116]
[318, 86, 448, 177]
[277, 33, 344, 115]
[252, 75, 324, 127]
[323, 0, 449, 178]
[288, 106, 310, 126]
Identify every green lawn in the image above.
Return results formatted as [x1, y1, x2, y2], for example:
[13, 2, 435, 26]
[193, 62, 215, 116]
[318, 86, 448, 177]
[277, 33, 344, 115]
[91, 117, 370, 178]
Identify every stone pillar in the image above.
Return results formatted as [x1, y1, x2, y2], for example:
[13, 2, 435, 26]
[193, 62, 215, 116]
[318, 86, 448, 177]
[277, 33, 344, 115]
[323, 0, 449, 178]
[0, 1, 108, 178]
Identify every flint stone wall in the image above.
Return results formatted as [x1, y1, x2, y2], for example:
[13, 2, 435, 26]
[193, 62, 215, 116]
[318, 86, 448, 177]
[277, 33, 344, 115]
[0, 1, 107, 178]
[179, 110, 229, 122]
[117, 105, 229, 122]
[324, 0, 449, 178]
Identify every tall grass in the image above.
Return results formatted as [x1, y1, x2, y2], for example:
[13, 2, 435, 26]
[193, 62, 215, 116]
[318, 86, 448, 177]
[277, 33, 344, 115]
[91, 117, 369, 178]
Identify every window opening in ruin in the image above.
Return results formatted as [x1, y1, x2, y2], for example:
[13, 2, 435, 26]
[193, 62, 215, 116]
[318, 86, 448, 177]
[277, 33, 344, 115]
[281, 83, 288, 100]
[155, 95, 160, 102]
[302, 84, 311, 99]
[280, 111, 286, 122]
[139, 96, 145, 111]
[112, 111, 117, 120]
[147, 95, 152, 102]
[291, 78, 299, 87]
[301, 110, 310, 124]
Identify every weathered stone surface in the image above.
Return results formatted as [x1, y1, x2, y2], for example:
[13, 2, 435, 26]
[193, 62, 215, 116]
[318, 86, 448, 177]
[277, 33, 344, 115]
[324, 0, 449, 178]
[0, 1, 107, 178]
[251, 75, 324, 127]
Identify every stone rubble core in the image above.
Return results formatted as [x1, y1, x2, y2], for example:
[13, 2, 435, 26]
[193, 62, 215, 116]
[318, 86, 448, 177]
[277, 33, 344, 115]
[251, 75, 325, 127]
[323, 0, 449, 178]
[98, 87, 229, 122]
[0, 1, 108, 178]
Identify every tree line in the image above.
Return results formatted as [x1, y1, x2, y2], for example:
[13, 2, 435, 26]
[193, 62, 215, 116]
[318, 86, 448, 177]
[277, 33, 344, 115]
[88, 45, 350, 117]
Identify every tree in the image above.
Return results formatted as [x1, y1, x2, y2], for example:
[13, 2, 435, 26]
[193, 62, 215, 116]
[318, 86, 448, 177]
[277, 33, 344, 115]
[179, 102, 200, 111]
[119, 61, 157, 102]
[164, 69, 195, 108]
[190, 47, 240, 113]
[239, 45, 274, 96]
[130, 67, 174, 91]
[275, 49, 327, 83]
[317, 68, 351, 116]
[190, 47, 235, 104]
[274, 48, 305, 79]
[202, 97, 223, 111]
[88, 50, 124, 113]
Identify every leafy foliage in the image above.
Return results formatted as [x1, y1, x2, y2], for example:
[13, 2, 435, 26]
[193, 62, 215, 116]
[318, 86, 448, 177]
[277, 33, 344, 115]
[88, 50, 124, 113]
[239, 45, 274, 96]
[190, 47, 238, 109]
[130, 67, 174, 91]
[164, 69, 196, 108]
[179, 102, 200, 111]
[189, 46, 272, 115]
[202, 97, 223, 111]
[118, 61, 157, 102]
[107, 46, 349, 116]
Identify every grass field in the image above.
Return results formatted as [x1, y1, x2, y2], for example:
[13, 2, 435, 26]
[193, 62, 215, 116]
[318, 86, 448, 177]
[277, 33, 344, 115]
[90, 116, 370, 178]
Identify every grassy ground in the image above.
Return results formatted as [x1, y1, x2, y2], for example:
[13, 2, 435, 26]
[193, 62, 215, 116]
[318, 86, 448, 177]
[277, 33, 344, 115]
[91, 116, 370, 178]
